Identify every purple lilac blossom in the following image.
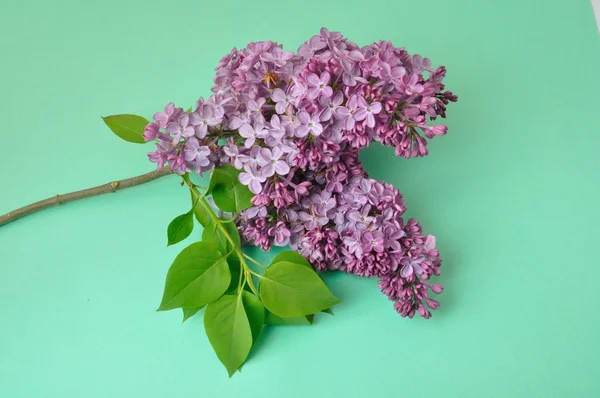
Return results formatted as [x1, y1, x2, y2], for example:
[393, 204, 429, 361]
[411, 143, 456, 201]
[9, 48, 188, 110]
[142, 28, 457, 318]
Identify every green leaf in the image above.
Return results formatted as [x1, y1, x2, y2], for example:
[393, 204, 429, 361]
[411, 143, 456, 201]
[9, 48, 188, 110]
[204, 293, 253, 377]
[212, 182, 253, 213]
[190, 190, 209, 226]
[167, 211, 194, 246]
[271, 251, 335, 315]
[157, 242, 231, 311]
[264, 311, 314, 326]
[241, 291, 264, 344]
[212, 184, 236, 212]
[207, 165, 240, 194]
[272, 250, 311, 268]
[182, 306, 204, 323]
[202, 218, 241, 254]
[221, 220, 241, 246]
[202, 220, 229, 254]
[101, 114, 148, 144]
[259, 261, 341, 318]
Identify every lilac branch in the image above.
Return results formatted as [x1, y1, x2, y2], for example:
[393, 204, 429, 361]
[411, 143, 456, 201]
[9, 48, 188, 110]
[0, 167, 173, 227]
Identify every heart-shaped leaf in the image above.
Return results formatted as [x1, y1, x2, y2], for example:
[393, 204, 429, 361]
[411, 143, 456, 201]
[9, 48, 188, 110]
[270, 251, 334, 316]
[259, 261, 341, 318]
[167, 211, 194, 246]
[212, 182, 253, 213]
[157, 242, 230, 311]
[207, 165, 240, 194]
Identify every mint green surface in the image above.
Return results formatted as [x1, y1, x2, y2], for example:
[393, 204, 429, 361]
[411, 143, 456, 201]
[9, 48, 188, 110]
[1, 1, 599, 396]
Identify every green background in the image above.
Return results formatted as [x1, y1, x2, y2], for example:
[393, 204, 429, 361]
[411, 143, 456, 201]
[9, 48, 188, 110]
[1, 0, 599, 396]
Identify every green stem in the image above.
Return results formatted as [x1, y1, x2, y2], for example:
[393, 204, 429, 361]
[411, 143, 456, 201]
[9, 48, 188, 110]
[243, 253, 267, 270]
[183, 174, 262, 297]
[198, 196, 239, 253]
[237, 256, 244, 291]
[244, 272, 260, 297]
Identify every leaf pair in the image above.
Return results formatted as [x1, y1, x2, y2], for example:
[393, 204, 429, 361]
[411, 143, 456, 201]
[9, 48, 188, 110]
[203, 249, 341, 377]
[155, 166, 341, 377]
[160, 243, 263, 377]
[167, 166, 252, 247]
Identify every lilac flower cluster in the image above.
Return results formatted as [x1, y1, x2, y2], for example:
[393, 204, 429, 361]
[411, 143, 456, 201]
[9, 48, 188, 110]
[144, 28, 456, 318]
